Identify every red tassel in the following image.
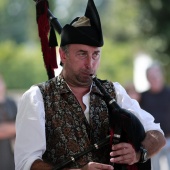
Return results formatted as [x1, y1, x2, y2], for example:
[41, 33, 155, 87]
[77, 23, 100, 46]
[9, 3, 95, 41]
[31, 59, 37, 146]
[36, 0, 58, 79]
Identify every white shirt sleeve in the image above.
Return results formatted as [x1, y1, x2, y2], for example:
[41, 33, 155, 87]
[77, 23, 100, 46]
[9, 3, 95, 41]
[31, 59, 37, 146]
[14, 86, 46, 170]
[113, 82, 164, 134]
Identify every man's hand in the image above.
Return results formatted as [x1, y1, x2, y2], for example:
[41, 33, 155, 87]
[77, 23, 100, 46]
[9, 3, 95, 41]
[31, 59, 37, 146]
[82, 162, 114, 170]
[68, 162, 114, 170]
[110, 142, 139, 165]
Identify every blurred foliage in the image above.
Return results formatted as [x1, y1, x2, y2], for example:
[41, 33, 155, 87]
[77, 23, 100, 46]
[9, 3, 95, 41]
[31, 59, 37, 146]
[0, 41, 48, 89]
[0, 0, 170, 89]
[138, 0, 170, 83]
[98, 38, 135, 85]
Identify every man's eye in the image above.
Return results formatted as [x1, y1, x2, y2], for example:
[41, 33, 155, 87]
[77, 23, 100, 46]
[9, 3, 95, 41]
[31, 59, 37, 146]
[92, 53, 100, 60]
[77, 53, 87, 59]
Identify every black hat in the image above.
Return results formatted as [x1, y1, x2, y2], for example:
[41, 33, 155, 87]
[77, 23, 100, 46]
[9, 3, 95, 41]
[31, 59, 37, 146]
[60, 0, 103, 47]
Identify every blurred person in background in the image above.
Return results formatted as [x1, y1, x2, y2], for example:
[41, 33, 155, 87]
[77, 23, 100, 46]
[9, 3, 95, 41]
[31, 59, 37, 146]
[140, 62, 170, 170]
[0, 74, 17, 170]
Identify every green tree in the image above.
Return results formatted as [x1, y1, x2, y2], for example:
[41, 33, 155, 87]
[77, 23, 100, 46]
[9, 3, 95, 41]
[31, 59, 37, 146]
[0, 41, 48, 89]
[1, 0, 170, 89]
[138, 0, 170, 83]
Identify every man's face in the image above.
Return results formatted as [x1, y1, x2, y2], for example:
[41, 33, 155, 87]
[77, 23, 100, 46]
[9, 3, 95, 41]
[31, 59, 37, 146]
[147, 67, 164, 92]
[60, 44, 101, 87]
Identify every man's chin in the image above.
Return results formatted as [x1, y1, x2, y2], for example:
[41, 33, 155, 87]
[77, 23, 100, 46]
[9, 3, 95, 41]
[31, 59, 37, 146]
[79, 77, 92, 86]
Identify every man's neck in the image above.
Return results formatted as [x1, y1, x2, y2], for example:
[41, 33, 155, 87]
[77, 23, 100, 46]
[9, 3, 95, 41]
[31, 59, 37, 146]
[66, 84, 90, 112]
[68, 84, 90, 97]
[150, 85, 164, 94]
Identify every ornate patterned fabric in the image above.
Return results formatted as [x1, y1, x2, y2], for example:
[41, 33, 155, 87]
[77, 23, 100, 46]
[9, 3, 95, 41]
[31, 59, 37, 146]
[38, 75, 116, 168]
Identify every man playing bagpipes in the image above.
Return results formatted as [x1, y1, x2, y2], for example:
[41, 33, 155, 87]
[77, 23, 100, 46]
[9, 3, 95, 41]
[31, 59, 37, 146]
[14, 0, 166, 169]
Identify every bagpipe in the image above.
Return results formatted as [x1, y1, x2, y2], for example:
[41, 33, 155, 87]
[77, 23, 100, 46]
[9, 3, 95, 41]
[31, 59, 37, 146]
[34, 0, 151, 169]
[91, 75, 151, 170]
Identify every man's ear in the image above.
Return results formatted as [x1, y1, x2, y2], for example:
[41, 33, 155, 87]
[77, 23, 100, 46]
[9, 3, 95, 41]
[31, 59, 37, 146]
[59, 48, 66, 65]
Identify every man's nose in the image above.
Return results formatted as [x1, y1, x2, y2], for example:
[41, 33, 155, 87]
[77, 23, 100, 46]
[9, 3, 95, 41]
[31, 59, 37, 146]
[85, 56, 93, 68]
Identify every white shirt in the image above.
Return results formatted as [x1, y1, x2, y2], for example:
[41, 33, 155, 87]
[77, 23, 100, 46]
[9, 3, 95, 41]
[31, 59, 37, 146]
[14, 82, 163, 170]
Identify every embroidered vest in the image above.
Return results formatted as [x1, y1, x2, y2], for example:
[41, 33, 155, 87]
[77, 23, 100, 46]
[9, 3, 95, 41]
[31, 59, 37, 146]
[38, 75, 116, 168]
